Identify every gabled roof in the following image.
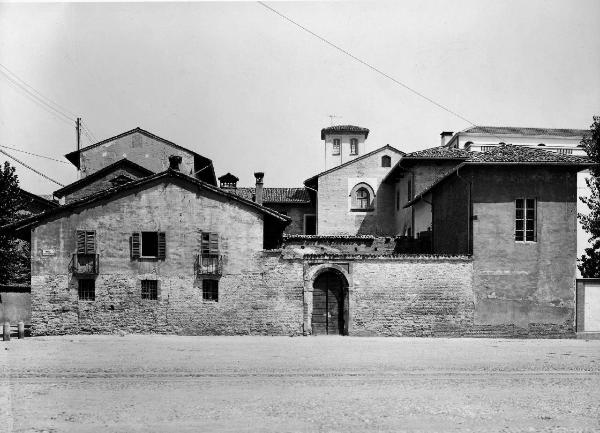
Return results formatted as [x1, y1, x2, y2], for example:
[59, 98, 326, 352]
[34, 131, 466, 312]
[321, 125, 370, 140]
[460, 126, 590, 138]
[64, 127, 213, 170]
[53, 158, 154, 198]
[404, 144, 593, 208]
[304, 144, 404, 186]
[18, 189, 59, 209]
[4, 169, 291, 233]
[403, 146, 473, 160]
[218, 172, 239, 183]
[229, 187, 311, 204]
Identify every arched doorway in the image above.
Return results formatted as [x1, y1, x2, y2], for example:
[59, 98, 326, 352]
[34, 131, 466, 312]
[312, 270, 348, 335]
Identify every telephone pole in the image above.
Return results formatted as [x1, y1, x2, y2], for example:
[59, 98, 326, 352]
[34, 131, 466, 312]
[76, 117, 81, 152]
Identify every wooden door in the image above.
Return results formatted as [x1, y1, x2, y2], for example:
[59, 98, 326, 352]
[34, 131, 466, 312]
[312, 272, 344, 335]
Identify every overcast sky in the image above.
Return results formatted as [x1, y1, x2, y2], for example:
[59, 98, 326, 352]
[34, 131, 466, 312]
[0, 1, 599, 194]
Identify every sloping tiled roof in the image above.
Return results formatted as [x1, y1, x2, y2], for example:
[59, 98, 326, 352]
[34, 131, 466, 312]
[467, 144, 590, 164]
[228, 187, 311, 204]
[3, 169, 291, 233]
[321, 125, 370, 140]
[404, 144, 593, 208]
[403, 146, 473, 159]
[462, 126, 590, 137]
[53, 158, 154, 198]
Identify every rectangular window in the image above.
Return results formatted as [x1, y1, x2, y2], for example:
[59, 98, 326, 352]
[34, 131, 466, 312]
[350, 139, 358, 155]
[141, 280, 158, 300]
[515, 198, 536, 242]
[76, 230, 96, 254]
[332, 139, 340, 155]
[407, 180, 412, 201]
[201, 233, 219, 257]
[78, 279, 95, 301]
[304, 214, 316, 235]
[481, 145, 495, 152]
[202, 279, 219, 302]
[396, 189, 400, 211]
[132, 232, 166, 259]
[557, 148, 573, 155]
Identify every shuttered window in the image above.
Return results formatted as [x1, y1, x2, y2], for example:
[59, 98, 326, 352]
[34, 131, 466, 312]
[201, 232, 219, 257]
[76, 230, 96, 254]
[131, 232, 166, 259]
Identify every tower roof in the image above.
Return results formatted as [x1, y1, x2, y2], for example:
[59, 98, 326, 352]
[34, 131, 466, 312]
[320, 125, 369, 140]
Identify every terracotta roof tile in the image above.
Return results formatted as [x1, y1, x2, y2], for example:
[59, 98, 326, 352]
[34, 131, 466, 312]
[467, 144, 590, 164]
[463, 126, 590, 137]
[403, 146, 473, 159]
[320, 125, 370, 139]
[228, 187, 311, 204]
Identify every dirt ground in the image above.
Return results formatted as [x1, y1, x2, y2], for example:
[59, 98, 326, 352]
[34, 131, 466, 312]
[0, 336, 599, 433]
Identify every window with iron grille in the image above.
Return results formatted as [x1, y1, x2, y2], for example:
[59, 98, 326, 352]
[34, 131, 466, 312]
[332, 139, 340, 155]
[76, 230, 96, 254]
[202, 279, 219, 302]
[131, 232, 166, 259]
[141, 280, 158, 300]
[515, 199, 536, 242]
[350, 138, 358, 155]
[78, 279, 95, 301]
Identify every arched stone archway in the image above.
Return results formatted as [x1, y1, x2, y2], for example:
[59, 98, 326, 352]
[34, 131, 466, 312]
[305, 266, 350, 335]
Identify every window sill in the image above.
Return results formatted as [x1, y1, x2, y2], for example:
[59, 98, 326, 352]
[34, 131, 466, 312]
[350, 208, 375, 213]
[515, 241, 537, 244]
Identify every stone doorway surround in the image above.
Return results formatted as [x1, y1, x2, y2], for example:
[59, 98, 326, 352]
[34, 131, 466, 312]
[303, 263, 351, 335]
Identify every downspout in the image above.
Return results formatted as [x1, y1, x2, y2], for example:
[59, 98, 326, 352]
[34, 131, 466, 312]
[455, 166, 473, 255]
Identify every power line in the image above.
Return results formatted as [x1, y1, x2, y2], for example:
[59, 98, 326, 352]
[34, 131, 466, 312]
[0, 63, 78, 120]
[0, 149, 65, 187]
[257, 2, 478, 127]
[0, 144, 69, 164]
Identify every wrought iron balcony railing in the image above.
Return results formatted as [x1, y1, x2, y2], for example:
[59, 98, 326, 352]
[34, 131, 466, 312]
[194, 255, 223, 277]
[69, 253, 99, 275]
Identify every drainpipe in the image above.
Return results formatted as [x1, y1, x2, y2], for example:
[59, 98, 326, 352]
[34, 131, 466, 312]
[455, 166, 473, 255]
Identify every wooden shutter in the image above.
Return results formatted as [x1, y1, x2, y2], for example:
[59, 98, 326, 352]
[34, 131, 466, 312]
[76, 230, 86, 254]
[131, 232, 141, 259]
[209, 233, 219, 256]
[85, 231, 96, 254]
[201, 233, 210, 257]
[157, 232, 166, 259]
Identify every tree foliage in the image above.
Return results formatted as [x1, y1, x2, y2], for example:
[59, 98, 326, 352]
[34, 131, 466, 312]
[0, 161, 29, 284]
[578, 116, 600, 277]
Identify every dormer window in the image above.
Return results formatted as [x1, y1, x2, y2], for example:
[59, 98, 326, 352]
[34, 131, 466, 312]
[350, 138, 358, 155]
[218, 172, 239, 189]
[333, 139, 341, 155]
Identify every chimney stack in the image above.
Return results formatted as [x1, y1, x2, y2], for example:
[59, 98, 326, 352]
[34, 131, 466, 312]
[254, 172, 264, 205]
[440, 131, 453, 147]
[168, 155, 182, 171]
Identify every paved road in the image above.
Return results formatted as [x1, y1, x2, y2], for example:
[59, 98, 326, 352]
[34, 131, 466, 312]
[1, 336, 599, 432]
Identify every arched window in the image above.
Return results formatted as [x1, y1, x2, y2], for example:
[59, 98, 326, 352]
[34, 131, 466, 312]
[350, 183, 375, 211]
[381, 155, 391, 167]
[350, 138, 358, 155]
[356, 188, 369, 209]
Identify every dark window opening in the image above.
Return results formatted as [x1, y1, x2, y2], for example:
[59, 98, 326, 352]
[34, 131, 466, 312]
[78, 279, 95, 301]
[396, 190, 400, 211]
[407, 180, 412, 201]
[350, 138, 358, 155]
[141, 280, 158, 300]
[141, 232, 158, 257]
[515, 198, 536, 242]
[133, 232, 165, 259]
[382, 155, 391, 167]
[304, 214, 316, 235]
[202, 279, 219, 302]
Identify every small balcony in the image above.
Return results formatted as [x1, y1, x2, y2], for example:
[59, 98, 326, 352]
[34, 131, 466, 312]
[69, 254, 99, 276]
[194, 255, 223, 277]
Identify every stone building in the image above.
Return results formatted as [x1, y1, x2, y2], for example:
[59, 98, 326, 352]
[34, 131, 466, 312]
[2, 124, 593, 338]
[305, 125, 404, 235]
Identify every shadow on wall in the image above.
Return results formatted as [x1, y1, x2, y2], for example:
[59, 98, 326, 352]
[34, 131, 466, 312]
[356, 182, 395, 236]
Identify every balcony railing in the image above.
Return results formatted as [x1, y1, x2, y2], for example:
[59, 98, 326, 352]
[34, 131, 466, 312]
[69, 254, 99, 275]
[194, 255, 223, 277]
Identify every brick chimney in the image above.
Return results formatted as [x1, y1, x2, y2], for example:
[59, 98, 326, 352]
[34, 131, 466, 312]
[440, 131, 453, 147]
[169, 155, 182, 171]
[254, 172, 264, 205]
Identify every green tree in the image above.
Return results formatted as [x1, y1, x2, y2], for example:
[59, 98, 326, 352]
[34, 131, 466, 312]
[0, 161, 29, 284]
[578, 116, 600, 277]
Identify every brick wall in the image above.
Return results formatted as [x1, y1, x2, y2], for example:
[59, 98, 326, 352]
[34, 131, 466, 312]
[317, 148, 402, 235]
[79, 132, 196, 177]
